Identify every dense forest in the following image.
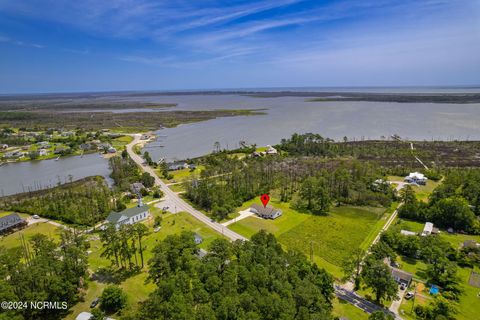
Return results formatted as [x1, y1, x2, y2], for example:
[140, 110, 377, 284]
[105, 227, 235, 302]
[109, 155, 141, 191]
[185, 152, 395, 219]
[276, 133, 480, 169]
[0, 176, 115, 226]
[0, 230, 89, 320]
[128, 231, 334, 320]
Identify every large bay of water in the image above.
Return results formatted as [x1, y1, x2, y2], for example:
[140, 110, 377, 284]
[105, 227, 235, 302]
[0, 153, 112, 196]
[140, 94, 480, 162]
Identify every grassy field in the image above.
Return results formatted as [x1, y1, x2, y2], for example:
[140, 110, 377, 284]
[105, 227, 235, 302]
[395, 219, 425, 233]
[68, 207, 226, 319]
[0, 221, 60, 249]
[411, 180, 441, 202]
[398, 266, 480, 320]
[229, 198, 388, 279]
[333, 297, 369, 320]
[160, 165, 205, 183]
[111, 135, 133, 149]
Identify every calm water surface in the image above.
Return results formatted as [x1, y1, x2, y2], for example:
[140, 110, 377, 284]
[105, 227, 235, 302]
[141, 95, 480, 161]
[0, 153, 112, 196]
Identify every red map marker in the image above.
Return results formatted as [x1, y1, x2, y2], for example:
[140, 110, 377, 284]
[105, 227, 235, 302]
[260, 194, 270, 208]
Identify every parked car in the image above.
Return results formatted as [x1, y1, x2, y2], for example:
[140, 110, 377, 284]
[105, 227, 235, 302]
[400, 283, 407, 290]
[32, 214, 40, 219]
[90, 298, 100, 308]
[154, 227, 161, 233]
[405, 292, 414, 299]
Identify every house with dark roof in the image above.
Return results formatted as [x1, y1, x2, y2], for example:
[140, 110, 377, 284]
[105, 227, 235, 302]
[391, 267, 413, 287]
[130, 182, 145, 194]
[168, 162, 189, 171]
[105, 200, 150, 230]
[249, 204, 282, 219]
[0, 213, 28, 235]
[194, 233, 203, 245]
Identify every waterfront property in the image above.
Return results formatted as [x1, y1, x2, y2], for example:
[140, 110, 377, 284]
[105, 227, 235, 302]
[249, 203, 282, 219]
[130, 182, 145, 194]
[0, 213, 28, 235]
[105, 201, 150, 229]
[168, 162, 190, 171]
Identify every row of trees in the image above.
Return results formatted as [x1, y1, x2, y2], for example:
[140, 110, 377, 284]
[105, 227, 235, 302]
[127, 230, 335, 320]
[109, 155, 141, 191]
[186, 152, 395, 219]
[0, 176, 116, 225]
[100, 223, 150, 270]
[399, 184, 479, 233]
[0, 229, 89, 320]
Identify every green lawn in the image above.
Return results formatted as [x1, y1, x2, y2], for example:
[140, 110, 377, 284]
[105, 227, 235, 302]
[111, 135, 133, 149]
[161, 166, 205, 183]
[0, 221, 61, 249]
[411, 180, 441, 202]
[439, 232, 480, 249]
[395, 219, 425, 233]
[396, 255, 429, 281]
[229, 198, 388, 279]
[73, 207, 226, 319]
[333, 297, 369, 320]
[398, 266, 480, 320]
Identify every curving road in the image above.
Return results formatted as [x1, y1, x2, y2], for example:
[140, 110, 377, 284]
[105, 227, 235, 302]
[126, 134, 246, 241]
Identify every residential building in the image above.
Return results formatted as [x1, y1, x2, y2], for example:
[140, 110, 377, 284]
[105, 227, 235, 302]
[391, 267, 413, 287]
[105, 198, 150, 230]
[400, 230, 417, 236]
[194, 233, 203, 245]
[168, 162, 189, 171]
[0, 213, 28, 235]
[105, 205, 150, 229]
[404, 172, 428, 185]
[130, 182, 145, 194]
[421, 222, 434, 236]
[266, 145, 278, 155]
[249, 203, 282, 219]
[463, 240, 480, 249]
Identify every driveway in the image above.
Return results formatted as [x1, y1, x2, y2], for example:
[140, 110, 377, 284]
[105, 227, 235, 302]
[221, 209, 255, 227]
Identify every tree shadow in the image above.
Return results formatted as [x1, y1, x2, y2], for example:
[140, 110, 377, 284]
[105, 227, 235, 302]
[92, 266, 141, 284]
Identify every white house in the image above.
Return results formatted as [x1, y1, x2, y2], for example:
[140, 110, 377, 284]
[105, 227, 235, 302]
[266, 145, 278, 155]
[105, 199, 150, 229]
[401, 230, 417, 236]
[421, 222, 434, 236]
[405, 172, 428, 185]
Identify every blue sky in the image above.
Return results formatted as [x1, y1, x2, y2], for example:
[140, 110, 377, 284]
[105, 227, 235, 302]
[0, 0, 479, 93]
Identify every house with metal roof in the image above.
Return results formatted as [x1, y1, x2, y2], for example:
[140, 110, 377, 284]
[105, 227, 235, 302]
[249, 203, 282, 219]
[105, 200, 150, 230]
[0, 213, 27, 235]
[391, 267, 413, 287]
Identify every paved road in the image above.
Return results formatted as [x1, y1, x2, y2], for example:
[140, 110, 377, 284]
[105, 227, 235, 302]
[126, 134, 246, 242]
[334, 285, 398, 319]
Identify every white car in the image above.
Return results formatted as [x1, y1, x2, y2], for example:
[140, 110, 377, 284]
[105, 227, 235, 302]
[154, 227, 161, 233]
[32, 214, 40, 219]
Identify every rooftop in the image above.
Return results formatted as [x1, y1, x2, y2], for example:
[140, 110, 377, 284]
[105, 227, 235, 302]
[106, 205, 149, 224]
[0, 213, 25, 232]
